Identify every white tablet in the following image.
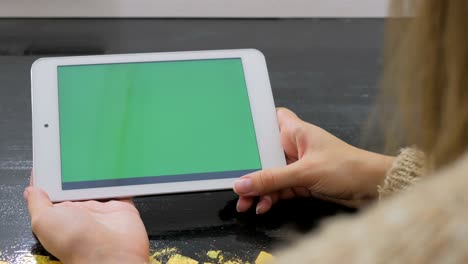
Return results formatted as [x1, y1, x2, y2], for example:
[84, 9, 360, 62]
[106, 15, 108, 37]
[31, 49, 286, 202]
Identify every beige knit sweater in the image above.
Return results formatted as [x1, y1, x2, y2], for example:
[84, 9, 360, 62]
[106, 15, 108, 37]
[274, 148, 468, 263]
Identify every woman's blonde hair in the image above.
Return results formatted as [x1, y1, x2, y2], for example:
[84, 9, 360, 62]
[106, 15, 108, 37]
[381, 0, 468, 170]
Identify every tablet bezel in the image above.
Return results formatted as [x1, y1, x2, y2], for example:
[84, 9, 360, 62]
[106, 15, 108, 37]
[31, 49, 286, 202]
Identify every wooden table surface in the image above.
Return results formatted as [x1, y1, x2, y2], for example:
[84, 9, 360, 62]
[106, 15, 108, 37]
[0, 18, 384, 263]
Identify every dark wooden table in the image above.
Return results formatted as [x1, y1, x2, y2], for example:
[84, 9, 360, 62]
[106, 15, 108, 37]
[0, 18, 384, 263]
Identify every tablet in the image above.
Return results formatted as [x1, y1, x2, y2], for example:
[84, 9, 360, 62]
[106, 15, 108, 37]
[31, 49, 286, 202]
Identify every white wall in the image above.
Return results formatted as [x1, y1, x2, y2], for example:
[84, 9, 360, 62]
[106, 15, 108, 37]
[1, 0, 389, 18]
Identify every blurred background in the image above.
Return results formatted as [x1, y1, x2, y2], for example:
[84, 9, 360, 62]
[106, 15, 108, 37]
[2, 0, 388, 17]
[0, 1, 387, 263]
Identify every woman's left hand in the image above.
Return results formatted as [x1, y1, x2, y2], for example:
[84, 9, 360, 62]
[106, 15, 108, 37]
[24, 186, 149, 264]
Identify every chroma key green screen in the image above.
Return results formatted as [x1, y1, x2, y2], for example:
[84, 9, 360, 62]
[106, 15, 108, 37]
[57, 58, 261, 189]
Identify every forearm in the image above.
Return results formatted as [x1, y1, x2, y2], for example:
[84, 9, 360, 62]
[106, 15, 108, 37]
[327, 146, 394, 208]
[344, 147, 426, 207]
[352, 147, 395, 200]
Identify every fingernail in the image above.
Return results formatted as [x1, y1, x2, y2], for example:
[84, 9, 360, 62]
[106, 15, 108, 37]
[23, 188, 30, 201]
[256, 203, 263, 215]
[256, 196, 271, 215]
[236, 200, 241, 213]
[234, 178, 254, 195]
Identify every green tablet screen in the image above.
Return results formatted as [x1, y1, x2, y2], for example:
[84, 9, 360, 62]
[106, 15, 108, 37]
[57, 58, 261, 190]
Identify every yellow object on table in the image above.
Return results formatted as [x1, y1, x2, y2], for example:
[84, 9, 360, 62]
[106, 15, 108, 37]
[206, 250, 221, 260]
[255, 251, 274, 264]
[166, 253, 198, 264]
[149, 256, 162, 264]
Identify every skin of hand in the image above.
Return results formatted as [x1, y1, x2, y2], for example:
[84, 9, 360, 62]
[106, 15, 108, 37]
[24, 186, 149, 264]
[234, 107, 395, 214]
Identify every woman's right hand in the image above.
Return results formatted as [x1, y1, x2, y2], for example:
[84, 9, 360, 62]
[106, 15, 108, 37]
[234, 108, 394, 214]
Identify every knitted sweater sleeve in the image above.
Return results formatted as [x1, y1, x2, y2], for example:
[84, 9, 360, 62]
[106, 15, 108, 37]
[378, 147, 426, 198]
[272, 151, 468, 264]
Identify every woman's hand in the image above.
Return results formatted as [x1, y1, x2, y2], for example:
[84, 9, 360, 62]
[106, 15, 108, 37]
[234, 108, 394, 214]
[24, 187, 149, 264]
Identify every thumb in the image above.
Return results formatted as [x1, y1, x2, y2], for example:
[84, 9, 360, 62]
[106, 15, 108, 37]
[276, 107, 301, 128]
[234, 161, 306, 196]
[24, 187, 53, 221]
